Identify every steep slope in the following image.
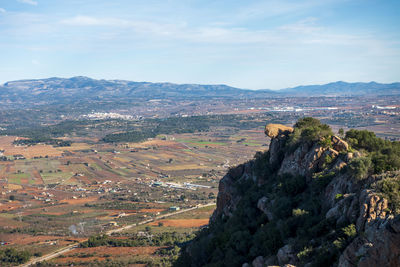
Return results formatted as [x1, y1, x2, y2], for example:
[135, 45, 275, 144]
[178, 118, 400, 267]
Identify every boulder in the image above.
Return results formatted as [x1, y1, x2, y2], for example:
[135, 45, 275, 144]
[265, 124, 293, 138]
[252, 256, 265, 267]
[277, 244, 297, 266]
[257, 196, 274, 221]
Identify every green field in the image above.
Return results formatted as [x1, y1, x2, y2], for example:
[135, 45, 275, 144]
[41, 171, 73, 184]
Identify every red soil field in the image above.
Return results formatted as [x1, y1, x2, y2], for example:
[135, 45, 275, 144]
[0, 233, 85, 245]
[60, 196, 98, 205]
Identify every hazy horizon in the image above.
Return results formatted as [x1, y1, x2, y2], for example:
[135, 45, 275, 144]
[2, 75, 400, 92]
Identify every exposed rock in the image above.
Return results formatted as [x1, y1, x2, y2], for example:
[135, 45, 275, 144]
[211, 172, 237, 221]
[242, 263, 251, 267]
[252, 256, 265, 267]
[205, 121, 399, 267]
[265, 124, 293, 138]
[356, 190, 388, 233]
[268, 131, 290, 167]
[324, 173, 357, 209]
[211, 162, 253, 222]
[277, 244, 297, 266]
[339, 215, 400, 267]
[332, 158, 347, 171]
[326, 194, 355, 224]
[264, 255, 278, 266]
[332, 135, 349, 152]
[257, 196, 274, 221]
[278, 142, 327, 177]
[318, 148, 339, 169]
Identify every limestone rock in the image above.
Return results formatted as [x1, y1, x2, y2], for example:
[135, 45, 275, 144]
[278, 143, 327, 177]
[252, 256, 265, 267]
[331, 158, 347, 171]
[277, 244, 297, 266]
[257, 196, 274, 221]
[325, 194, 355, 225]
[331, 135, 349, 152]
[356, 190, 388, 233]
[211, 162, 253, 222]
[339, 215, 400, 267]
[265, 124, 293, 138]
[268, 135, 286, 167]
[264, 255, 277, 266]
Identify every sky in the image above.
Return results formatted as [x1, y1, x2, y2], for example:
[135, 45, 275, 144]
[0, 0, 399, 89]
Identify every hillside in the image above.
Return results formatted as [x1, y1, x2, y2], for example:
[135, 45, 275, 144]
[177, 118, 400, 267]
[0, 77, 399, 108]
[278, 81, 400, 96]
[0, 76, 274, 108]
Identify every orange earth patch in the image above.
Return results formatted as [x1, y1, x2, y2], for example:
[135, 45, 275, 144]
[0, 202, 23, 211]
[149, 219, 209, 228]
[139, 208, 165, 213]
[0, 233, 85, 245]
[60, 196, 98, 205]
[0, 136, 63, 158]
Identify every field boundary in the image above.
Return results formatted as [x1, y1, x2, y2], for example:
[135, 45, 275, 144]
[19, 202, 216, 267]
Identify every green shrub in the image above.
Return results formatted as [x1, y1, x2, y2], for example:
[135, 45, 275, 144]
[374, 177, 400, 214]
[347, 157, 371, 180]
[0, 248, 31, 265]
[286, 117, 333, 152]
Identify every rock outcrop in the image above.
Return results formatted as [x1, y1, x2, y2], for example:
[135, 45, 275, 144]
[211, 161, 253, 221]
[185, 119, 400, 267]
[339, 215, 400, 267]
[265, 124, 293, 138]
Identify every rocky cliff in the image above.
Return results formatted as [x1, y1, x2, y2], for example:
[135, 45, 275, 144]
[178, 118, 400, 267]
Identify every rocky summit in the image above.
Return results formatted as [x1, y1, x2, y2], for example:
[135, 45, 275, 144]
[177, 117, 400, 267]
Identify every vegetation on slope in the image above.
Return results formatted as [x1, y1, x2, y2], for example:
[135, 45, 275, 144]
[176, 118, 400, 267]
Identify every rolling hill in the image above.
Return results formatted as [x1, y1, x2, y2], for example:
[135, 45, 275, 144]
[0, 77, 399, 108]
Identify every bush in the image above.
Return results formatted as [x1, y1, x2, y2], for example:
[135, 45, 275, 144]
[286, 117, 333, 151]
[0, 248, 31, 265]
[347, 157, 371, 180]
[374, 177, 400, 214]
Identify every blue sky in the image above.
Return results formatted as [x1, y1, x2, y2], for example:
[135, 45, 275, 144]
[0, 0, 399, 89]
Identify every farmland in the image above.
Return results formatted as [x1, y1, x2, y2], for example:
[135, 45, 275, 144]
[0, 122, 267, 266]
[0, 97, 399, 265]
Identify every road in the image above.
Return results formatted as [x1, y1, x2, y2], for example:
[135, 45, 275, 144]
[20, 202, 215, 266]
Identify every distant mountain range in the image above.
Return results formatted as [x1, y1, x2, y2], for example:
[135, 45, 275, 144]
[0, 76, 399, 107]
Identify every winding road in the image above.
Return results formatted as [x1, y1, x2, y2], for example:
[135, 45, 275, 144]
[20, 202, 215, 267]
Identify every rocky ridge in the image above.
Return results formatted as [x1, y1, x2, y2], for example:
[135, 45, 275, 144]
[183, 120, 400, 267]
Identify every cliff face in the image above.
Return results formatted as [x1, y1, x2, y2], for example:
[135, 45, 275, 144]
[180, 119, 400, 267]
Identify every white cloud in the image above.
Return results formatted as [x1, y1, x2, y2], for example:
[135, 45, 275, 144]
[61, 15, 118, 26]
[17, 0, 38, 6]
[58, 15, 390, 52]
[0, 8, 6, 13]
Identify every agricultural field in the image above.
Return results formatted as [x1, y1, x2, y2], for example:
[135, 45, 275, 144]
[45, 205, 216, 266]
[0, 125, 266, 265]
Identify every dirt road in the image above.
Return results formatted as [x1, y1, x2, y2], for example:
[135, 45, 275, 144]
[20, 202, 215, 266]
